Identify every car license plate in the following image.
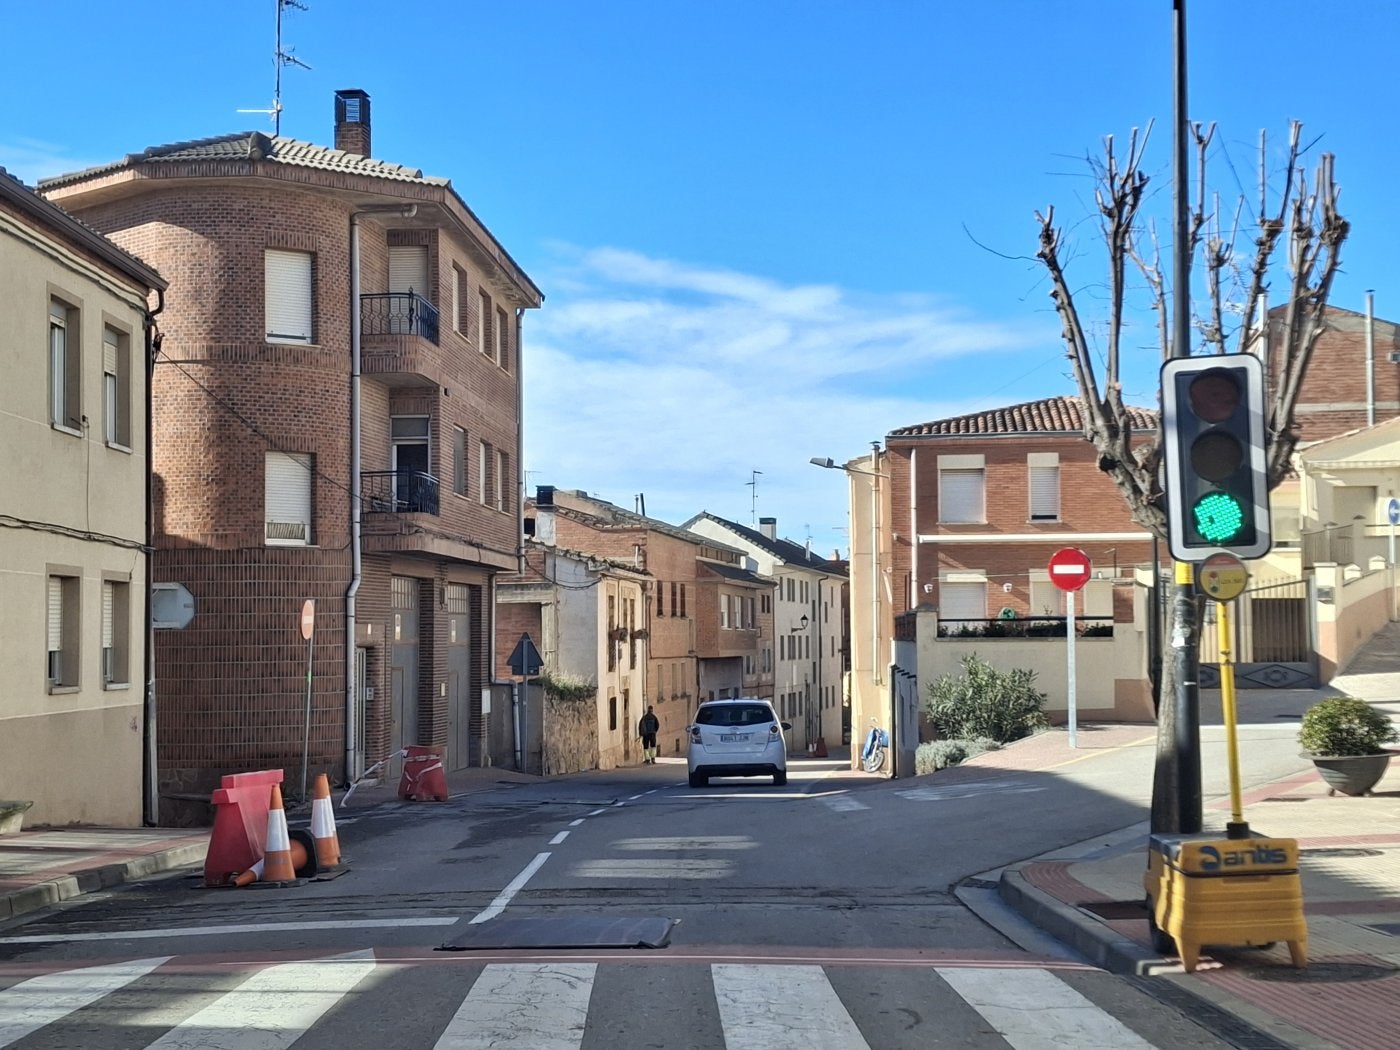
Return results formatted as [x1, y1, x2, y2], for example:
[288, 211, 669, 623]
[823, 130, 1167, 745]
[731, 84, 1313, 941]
[720, 733, 748, 742]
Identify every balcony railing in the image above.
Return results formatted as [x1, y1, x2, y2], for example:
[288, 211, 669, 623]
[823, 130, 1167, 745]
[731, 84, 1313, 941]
[360, 292, 439, 344]
[362, 470, 440, 515]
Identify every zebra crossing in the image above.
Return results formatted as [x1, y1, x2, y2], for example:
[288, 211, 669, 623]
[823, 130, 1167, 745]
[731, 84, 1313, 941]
[0, 951, 1177, 1049]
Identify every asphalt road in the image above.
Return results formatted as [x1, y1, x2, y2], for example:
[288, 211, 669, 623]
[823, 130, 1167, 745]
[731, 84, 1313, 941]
[0, 704, 1315, 1048]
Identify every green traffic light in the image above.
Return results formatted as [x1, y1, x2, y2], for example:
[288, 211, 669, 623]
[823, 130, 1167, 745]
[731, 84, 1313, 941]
[1193, 491, 1246, 543]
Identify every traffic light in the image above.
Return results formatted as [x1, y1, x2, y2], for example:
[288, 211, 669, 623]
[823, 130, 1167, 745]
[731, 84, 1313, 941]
[1161, 353, 1271, 561]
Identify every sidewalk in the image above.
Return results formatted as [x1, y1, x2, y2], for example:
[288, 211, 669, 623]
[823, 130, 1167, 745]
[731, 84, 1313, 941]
[993, 634, 1400, 1050]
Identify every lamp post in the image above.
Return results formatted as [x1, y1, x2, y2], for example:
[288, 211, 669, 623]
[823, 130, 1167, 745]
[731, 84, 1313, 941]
[810, 451, 889, 772]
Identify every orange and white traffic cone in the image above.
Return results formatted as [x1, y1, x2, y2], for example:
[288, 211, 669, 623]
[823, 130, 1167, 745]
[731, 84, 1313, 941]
[260, 783, 298, 884]
[233, 859, 264, 887]
[309, 773, 344, 875]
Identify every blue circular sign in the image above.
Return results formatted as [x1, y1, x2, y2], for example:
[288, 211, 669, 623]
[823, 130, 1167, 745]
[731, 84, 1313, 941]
[1389, 498, 1400, 526]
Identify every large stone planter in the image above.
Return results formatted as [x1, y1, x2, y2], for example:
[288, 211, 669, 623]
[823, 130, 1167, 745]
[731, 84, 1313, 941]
[0, 800, 33, 835]
[1305, 752, 1392, 797]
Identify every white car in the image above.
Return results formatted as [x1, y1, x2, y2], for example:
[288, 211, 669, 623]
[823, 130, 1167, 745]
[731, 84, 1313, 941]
[687, 698, 790, 788]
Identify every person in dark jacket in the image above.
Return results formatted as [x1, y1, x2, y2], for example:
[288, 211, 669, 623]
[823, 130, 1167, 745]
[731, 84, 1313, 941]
[638, 706, 660, 763]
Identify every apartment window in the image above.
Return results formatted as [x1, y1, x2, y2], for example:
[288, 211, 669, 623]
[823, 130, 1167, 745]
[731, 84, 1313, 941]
[679, 583, 687, 618]
[265, 451, 313, 545]
[1029, 453, 1060, 521]
[495, 449, 510, 512]
[478, 290, 491, 351]
[452, 426, 467, 496]
[265, 249, 314, 344]
[102, 326, 132, 447]
[656, 582, 665, 618]
[46, 572, 80, 689]
[479, 441, 493, 506]
[720, 595, 730, 629]
[101, 578, 131, 687]
[495, 306, 509, 369]
[608, 695, 618, 732]
[938, 455, 986, 523]
[939, 578, 988, 625]
[49, 298, 81, 431]
[453, 265, 468, 333]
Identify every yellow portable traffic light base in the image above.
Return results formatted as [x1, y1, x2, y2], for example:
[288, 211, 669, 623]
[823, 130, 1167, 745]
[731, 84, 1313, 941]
[1143, 833, 1308, 973]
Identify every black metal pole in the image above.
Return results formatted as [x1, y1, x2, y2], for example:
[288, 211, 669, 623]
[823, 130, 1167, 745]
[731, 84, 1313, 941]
[1167, 0, 1202, 835]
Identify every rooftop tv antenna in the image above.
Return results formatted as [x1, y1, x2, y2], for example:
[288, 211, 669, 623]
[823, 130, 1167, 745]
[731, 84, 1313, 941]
[237, 0, 311, 134]
[747, 469, 763, 525]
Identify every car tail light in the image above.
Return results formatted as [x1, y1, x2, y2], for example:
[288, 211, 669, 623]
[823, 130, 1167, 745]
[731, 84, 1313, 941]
[690, 726, 701, 741]
[769, 724, 780, 735]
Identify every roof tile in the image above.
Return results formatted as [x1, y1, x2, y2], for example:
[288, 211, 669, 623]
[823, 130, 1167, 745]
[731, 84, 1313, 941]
[890, 395, 1156, 437]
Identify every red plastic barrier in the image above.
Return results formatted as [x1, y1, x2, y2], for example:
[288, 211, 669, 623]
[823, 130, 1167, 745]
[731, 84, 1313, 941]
[398, 746, 448, 802]
[204, 768, 285, 887]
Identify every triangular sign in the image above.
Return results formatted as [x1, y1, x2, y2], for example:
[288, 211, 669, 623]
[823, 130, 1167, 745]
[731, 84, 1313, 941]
[507, 632, 543, 677]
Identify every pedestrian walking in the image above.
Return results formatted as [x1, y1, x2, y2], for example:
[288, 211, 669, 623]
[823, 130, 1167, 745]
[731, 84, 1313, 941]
[638, 705, 660, 764]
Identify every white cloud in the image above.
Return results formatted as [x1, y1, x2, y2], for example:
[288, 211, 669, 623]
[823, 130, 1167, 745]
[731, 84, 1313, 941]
[523, 245, 1056, 556]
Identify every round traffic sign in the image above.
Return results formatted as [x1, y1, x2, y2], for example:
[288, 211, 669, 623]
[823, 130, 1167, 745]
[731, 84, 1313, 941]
[1389, 497, 1400, 526]
[300, 598, 316, 641]
[1048, 548, 1092, 592]
[1197, 552, 1249, 601]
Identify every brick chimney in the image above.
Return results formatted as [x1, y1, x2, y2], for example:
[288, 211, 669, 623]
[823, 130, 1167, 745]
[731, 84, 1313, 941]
[334, 89, 371, 156]
[759, 517, 777, 541]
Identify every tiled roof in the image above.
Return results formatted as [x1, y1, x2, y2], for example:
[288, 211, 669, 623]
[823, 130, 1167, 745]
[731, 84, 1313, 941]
[39, 132, 448, 190]
[685, 512, 844, 574]
[890, 395, 1156, 437]
[698, 562, 766, 585]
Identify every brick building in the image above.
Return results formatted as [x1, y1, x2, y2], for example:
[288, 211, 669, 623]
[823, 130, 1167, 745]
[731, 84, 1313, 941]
[526, 487, 766, 759]
[41, 91, 542, 821]
[1273, 304, 1400, 445]
[885, 396, 1158, 626]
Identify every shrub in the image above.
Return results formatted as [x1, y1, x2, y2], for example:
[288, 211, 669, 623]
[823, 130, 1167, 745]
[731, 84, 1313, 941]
[925, 653, 1049, 744]
[915, 737, 1001, 774]
[1298, 695, 1397, 757]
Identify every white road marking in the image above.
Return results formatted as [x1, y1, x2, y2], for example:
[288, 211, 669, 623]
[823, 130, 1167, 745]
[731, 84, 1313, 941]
[142, 949, 377, 1049]
[610, 835, 755, 851]
[627, 793, 645, 800]
[568, 818, 585, 827]
[0, 917, 458, 944]
[897, 778, 1045, 802]
[821, 795, 870, 812]
[435, 963, 594, 1050]
[937, 967, 1157, 1049]
[569, 858, 732, 879]
[0, 956, 170, 1047]
[549, 830, 570, 845]
[469, 852, 551, 924]
[587, 808, 608, 816]
[712, 964, 870, 1050]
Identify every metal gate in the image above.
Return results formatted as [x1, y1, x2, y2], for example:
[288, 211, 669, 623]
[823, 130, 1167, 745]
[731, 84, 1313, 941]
[1199, 576, 1316, 688]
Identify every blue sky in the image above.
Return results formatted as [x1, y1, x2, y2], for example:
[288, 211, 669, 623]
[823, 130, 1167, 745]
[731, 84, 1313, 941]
[4, 1, 1395, 558]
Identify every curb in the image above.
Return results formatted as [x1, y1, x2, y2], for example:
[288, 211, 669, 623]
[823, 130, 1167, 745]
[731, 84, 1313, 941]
[0, 841, 207, 924]
[998, 862, 1165, 976]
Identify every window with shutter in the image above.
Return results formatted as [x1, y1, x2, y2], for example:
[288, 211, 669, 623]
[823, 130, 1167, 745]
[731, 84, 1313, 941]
[479, 441, 492, 506]
[265, 451, 312, 545]
[388, 246, 429, 334]
[49, 298, 81, 430]
[495, 306, 509, 369]
[939, 469, 985, 523]
[1028, 454, 1060, 521]
[103, 327, 131, 448]
[100, 579, 130, 686]
[452, 265, 469, 333]
[496, 449, 510, 512]
[452, 426, 467, 496]
[938, 581, 987, 624]
[46, 573, 79, 688]
[478, 290, 491, 352]
[265, 250, 313, 344]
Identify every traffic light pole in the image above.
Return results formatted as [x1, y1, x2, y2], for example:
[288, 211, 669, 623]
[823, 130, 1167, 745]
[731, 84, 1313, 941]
[1156, 0, 1204, 837]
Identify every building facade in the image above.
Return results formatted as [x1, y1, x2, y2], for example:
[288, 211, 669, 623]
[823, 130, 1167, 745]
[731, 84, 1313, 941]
[41, 92, 542, 822]
[1, 169, 166, 825]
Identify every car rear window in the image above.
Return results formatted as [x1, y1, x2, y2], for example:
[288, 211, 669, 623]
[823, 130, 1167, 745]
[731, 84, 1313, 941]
[696, 704, 774, 727]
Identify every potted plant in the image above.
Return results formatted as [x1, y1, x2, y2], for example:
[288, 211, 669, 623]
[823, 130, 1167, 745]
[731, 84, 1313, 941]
[1298, 695, 1398, 797]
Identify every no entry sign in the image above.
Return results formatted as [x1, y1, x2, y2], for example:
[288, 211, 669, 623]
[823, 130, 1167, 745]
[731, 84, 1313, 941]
[1048, 548, 1092, 592]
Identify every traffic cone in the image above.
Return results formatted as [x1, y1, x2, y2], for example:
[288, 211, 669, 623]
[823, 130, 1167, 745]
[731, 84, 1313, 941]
[309, 773, 346, 876]
[260, 783, 298, 883]
[233, 859, 264, 888]
[233, 837, 313, 888]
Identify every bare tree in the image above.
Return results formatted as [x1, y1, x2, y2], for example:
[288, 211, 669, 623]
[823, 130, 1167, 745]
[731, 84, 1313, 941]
[1034, 122, 1348, 835]
[1035, 120, 1348, 528]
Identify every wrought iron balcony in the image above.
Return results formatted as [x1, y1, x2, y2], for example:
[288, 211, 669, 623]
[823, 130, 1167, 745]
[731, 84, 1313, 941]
[362, 470, 440, 515]
[360, 292, 439, 344]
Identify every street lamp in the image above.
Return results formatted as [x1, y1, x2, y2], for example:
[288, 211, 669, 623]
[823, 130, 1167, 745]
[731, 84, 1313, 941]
[790, 614, 809, 633]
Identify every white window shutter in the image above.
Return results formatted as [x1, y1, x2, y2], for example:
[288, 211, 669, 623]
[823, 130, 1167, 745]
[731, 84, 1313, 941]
[265, 451, 312, 544]
[101, 582, 114, 647]
[939, 581, 987, 622]
[939, 469, 985, 523]
[389, 246, 428, 297]
[47, 577, 63, 651]
[1029, 465, 1060, 520]
[265, 250, 313, 344]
